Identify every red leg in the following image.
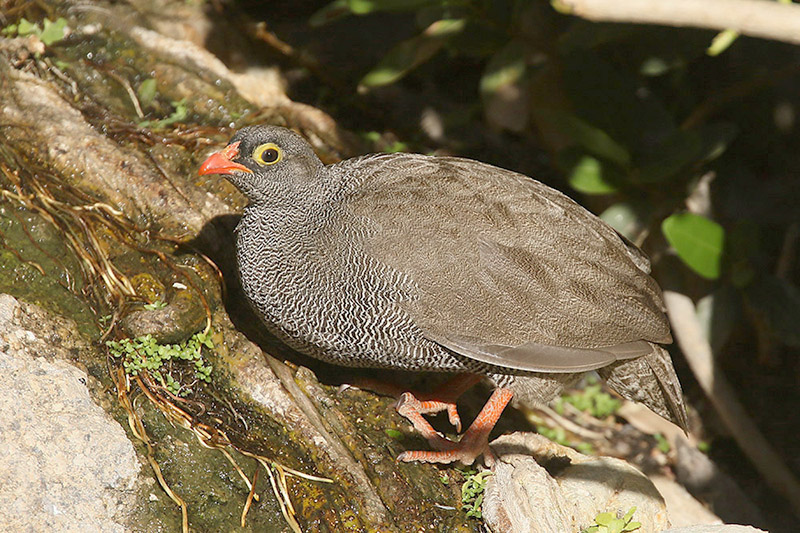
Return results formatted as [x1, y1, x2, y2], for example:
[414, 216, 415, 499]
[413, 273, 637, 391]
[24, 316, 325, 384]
[396, 387, 514, 466]
[343, 373, 482, 432]
[407, 374, 482, 432]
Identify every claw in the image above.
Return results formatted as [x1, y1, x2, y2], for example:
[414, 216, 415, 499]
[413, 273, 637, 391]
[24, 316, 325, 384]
[447, 404, 462, 433]
[395, 388, 514, 465]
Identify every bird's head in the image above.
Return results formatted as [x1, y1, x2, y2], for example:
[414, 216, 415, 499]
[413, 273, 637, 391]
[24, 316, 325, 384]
[199, 125, 323, 204]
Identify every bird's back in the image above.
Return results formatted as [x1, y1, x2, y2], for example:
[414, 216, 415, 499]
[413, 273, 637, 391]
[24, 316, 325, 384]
[332, 153, 671, 365]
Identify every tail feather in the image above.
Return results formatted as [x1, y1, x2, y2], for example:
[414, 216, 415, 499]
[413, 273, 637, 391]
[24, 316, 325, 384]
[598, 344, 688, 431]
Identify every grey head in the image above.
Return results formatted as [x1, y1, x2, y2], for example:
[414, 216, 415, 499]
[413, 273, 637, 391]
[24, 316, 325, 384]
[199, 125, 323, 205]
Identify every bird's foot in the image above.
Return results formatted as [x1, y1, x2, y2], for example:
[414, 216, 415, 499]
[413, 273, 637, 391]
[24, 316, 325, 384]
[395, 392, 463, 433]
[395, 387, 514, 466]
[343, 373, 482, 432]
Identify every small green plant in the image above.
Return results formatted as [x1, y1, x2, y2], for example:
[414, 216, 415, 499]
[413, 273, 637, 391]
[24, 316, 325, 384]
[98, 314, 113, 329]
[136, 78, 158, 108]
[360, 131, 409, 153]
[107, 331, 214, 396]
[654, 433, 671, 454]
[555, 377, 621, 419]
[582, 506, 642, 533]
[535, 422, 595, 455]
[2, 17, 68, 46]
[459, 468, 492, 519]
[384, 428, 402, 439]
[384, 140, 409, 153]
[143, 300, 167, 310]
[139, 99, 189, 129]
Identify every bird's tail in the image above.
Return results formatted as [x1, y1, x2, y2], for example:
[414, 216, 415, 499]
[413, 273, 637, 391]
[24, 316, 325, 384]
[598, 344, 689, 431]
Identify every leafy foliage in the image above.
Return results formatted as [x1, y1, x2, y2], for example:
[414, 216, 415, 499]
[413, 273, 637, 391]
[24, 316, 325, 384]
[304, 0, 800, 362]
[662, 213, 725, 280]
[107, 332, 214, 396]
[654, 433, 671, 454]
[136, 78, 158, 108]
[582, 506, 641, 533]
[458, 468, 492, 519]
[555, 377, 621, 420]
[139, 99, 189, 130]
[2, 17, 68, 46]
[143, 300, 167, 310]
[534, 421, 595, 455]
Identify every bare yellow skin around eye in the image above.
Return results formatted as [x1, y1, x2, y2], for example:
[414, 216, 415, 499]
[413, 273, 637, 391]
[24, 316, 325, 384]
[252, 143, 283, 165]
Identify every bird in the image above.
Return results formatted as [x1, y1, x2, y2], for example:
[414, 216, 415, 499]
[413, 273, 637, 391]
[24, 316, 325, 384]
[199, 124, 688, 465]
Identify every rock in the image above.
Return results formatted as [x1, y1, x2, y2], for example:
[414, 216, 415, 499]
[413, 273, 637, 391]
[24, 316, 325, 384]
[0, 294, 142, 532]
[662, 525, 767, 532]
[482, 432, 670, 533]
[650, 474, 723, 528]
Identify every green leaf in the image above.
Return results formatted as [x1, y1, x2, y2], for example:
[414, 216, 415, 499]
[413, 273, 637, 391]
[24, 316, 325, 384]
[637, 130, 703, 183]
[359, 19, 465, 89]
[537, 110, 631, 168]
[707, 29, 739, 56]
[309, 0, 351, 26]
[698, 123, 738, 161]
[16, 18, 39, 36]
[640, 57, 670, 77]
[347, 0, 436, 14]
[566, 155, 618, 194]
[447, 19, 508, 58]
[561, 52, 676, 152]
[39, 17, 67, 46]
[654, 433, 671, 454]
[137, 78, 158, 107]
[637, 123, 734, 184]
[480, 41, 526, 96]
[594, 512, 615, 526]
[139, 99, 188, 129]
[311, 0, 438, 25]
[622, 507, 637, 522]
[662, 213, 725, 279]
[550, 0, 573, 15]
[607, 517, 626, 533]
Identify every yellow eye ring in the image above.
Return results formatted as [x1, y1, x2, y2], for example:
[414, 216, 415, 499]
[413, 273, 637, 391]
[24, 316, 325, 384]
[253, 143, 283, 166]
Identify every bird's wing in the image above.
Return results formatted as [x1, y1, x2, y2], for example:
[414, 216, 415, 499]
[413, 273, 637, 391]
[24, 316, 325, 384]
[340, 153, 671, 372]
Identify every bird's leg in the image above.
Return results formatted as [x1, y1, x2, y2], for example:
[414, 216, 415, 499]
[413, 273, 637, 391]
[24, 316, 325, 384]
[405, 373, 482, 432]
[343, 373, 482, 432]
[396, 387, 514, 465]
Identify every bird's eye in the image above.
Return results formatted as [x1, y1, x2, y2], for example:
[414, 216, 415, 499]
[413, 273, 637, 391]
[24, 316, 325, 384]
[252, 143, 283, 166]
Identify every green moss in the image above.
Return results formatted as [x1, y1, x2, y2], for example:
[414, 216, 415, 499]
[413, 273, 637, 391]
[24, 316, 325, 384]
[131, 398, 288, 532]
[0, 204, 99, 339]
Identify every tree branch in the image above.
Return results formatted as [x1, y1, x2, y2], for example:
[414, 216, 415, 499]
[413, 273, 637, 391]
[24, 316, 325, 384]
[555, 0, 800, 46]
